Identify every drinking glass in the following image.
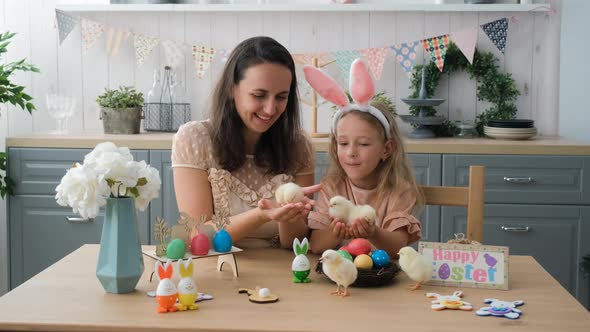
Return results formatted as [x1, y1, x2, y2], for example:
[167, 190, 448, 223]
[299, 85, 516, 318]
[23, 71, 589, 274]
[46, 93, 76, 134]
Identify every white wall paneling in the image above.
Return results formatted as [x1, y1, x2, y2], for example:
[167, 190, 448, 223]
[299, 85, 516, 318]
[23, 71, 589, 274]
[0, 0, 563, 295]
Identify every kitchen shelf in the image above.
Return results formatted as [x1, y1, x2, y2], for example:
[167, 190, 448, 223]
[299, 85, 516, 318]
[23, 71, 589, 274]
[55, 3, 551, 13]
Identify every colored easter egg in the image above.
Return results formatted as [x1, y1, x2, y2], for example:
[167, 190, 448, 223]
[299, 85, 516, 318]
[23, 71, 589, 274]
[337, 249, 353, 262]
[371, 249, 390, 268]
[347, 238, 372, 257]
[166, 238, 186, 259]
[438, 263, 451, 280]
[190, 233, 210, 256]
[213, 229, 233, 253]
[354, 254, 373, 270]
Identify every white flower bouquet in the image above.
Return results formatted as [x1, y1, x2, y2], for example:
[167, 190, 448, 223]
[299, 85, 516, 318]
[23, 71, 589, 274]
[55, 142, 161, 219]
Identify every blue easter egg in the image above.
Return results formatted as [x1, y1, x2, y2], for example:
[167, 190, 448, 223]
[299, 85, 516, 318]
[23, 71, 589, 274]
[213, 229, 233, 253]
[371, 249, 390, 268]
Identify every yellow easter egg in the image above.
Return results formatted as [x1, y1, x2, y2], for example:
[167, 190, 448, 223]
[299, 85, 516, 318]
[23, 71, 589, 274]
[354, 254, 373, 270]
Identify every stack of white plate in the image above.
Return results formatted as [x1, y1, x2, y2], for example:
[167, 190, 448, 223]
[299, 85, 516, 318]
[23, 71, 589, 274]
[484, 126, 537, 140]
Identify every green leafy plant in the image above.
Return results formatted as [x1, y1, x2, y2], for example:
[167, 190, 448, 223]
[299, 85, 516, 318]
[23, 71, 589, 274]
[334, 91, 397, 117]
[0, 31, 40, 198]
[407, 42, 520, 136]
[96, 86, 144, 109]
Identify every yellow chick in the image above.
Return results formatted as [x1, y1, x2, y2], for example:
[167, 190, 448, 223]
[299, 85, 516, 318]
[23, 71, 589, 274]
[397, 246, 432, 291]
[328, 196, 376, 225]
[320, 249, 358, 297]
[275, 182, 304, 205]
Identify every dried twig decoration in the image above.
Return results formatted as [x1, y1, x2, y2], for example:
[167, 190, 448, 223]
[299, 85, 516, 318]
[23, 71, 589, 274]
[153, 216, 171, 256]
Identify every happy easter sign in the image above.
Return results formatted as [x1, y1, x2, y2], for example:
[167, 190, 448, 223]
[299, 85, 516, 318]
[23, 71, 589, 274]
[418, 242, 509, 290]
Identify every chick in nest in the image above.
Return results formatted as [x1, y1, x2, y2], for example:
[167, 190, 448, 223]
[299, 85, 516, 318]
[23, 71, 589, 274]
[397, 246, 432, 291]
[320, 249, 358, 297]
[328, 195, 376, 226]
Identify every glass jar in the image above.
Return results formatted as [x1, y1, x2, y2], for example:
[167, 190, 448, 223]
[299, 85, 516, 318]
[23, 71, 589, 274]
[455, 122, 478, 138]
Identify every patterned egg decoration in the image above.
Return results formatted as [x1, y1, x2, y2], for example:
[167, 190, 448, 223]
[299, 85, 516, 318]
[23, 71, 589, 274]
[166, 238, 186, 259]
[337, 249, 353, 262]
[371, 250, 390, 268]
[213, 229, 233, 253]
[438, 263, 451, 280]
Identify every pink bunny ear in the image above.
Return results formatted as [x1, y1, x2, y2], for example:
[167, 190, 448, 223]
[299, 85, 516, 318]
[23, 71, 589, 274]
[349, 59, 375, 107]
[303, 65, 349, 108]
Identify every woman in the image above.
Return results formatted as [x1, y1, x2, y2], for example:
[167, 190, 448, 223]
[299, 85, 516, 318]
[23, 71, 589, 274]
[172, 36, 320, 249]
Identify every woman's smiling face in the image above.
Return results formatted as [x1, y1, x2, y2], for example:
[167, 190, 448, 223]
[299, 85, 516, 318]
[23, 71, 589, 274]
[233, 62, 292, 137]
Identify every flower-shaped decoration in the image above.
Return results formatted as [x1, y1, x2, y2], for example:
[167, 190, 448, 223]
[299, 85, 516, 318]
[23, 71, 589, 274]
[55, 142, 161, 219]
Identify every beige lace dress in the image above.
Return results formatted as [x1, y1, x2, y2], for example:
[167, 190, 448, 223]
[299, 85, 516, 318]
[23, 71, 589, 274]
[171, 120, 314, 248]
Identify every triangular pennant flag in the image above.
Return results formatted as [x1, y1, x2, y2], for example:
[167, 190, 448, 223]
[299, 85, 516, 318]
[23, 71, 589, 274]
[217, 48, 233, 63]
[450, 27, 478, 64]
[192, 45, 215, 79]
[389, 41, 419, 78]
[332, 50, 361, 84]
[55, 9, 78, 44]
[292, 53, 316, 65]
[360, 47, 388, 81]
[480, 18, 509, 54]
[422, 34, 449, 72]
[80, 18, 104, 52]
[162, 40, 185, 68]
[134, 34, 159, 66]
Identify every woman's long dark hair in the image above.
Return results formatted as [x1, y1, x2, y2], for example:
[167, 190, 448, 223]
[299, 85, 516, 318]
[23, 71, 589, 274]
[209, 36, 306, 174]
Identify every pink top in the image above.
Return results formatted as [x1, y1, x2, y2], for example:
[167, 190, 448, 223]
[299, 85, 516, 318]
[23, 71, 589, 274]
[308, 176, 422, 245]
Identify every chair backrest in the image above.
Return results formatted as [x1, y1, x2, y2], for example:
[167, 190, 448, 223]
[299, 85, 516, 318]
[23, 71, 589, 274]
[419, 166, 485, 243]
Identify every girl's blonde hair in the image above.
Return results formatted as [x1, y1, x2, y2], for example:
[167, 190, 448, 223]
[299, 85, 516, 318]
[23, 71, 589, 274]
[326, 100, 424, 213]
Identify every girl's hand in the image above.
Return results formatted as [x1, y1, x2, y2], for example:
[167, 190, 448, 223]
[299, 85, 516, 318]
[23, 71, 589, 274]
[328, 218, 352, 240]
[349, 218, 376, 239]
[258, 199, 306, 224]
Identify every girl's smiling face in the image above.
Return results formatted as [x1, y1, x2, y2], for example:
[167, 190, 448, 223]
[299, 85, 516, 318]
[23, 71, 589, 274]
[335, 112, 392, 189]
[233, 62, 292, 139]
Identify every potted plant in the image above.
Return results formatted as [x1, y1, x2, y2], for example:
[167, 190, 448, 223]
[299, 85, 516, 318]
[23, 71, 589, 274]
[0, 31, 39, 198]
[97, 86, 144, 135]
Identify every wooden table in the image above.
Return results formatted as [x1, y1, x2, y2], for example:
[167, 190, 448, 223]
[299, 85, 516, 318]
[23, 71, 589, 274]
[0, 245, 588, 332]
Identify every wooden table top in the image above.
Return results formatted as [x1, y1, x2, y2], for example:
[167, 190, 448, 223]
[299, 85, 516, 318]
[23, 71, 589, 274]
[0, 244, 588, 332]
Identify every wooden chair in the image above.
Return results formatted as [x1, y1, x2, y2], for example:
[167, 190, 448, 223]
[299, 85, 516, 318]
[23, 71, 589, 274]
[419, 165, 486, 243]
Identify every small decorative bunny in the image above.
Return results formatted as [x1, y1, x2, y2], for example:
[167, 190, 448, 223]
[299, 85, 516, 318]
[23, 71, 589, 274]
[155, 260, 178, 313]
[176, 258, 198, 311]
[292, 238, 311, 283]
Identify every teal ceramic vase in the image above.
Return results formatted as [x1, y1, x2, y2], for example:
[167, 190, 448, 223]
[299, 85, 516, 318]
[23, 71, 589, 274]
[96, 197, 144, 294]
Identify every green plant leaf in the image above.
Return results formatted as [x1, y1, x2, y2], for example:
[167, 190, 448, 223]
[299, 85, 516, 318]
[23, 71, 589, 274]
[136, 177, 148, 186]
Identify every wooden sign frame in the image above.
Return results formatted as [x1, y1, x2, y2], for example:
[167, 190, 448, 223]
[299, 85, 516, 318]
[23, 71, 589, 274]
[418, 241, 509, 290]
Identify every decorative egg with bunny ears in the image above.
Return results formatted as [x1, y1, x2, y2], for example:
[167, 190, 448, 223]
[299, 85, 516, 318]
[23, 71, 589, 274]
[292, 238, 311, 283]
[176, 258, 199, 311]
[155, 260, 178, 313]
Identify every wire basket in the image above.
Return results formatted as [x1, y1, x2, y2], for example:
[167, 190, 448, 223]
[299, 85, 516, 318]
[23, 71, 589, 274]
[143, 102, 190, 132]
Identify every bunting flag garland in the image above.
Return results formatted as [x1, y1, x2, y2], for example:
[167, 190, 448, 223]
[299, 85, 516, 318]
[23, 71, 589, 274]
[422, 35, 449, 72]
[480, 18, 509, 54]
[451, 27, 478, 64]
[360, 47, 388, 81]
[389, 41, 419, 78]
[55, 9, 78, 44]
[192, 45, 216, 78]
[162, 40, 185, 68]
[292, 53, 316, 65]
[217, 48, 233, 63]
[332, 50, 361, 83]
[80, 18, 105, 52]
[134, 34, 159, 66]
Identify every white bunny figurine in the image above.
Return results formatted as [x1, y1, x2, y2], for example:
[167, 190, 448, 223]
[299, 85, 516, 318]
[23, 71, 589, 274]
[292, 238, 311, 283]
[155, 260, 178, 313]
[176, 258, 198, 311]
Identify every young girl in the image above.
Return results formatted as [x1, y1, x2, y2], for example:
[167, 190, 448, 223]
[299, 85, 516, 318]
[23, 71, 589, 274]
[305, 59, 423, 257]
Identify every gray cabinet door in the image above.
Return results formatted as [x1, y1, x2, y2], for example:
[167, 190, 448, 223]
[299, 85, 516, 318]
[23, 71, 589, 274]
[410, 154, 442, 242]
[149, 150, 180, 244]
[9, 195, 149, 288]
[441, 204, 589, 307]
[443, 154, 590, 205]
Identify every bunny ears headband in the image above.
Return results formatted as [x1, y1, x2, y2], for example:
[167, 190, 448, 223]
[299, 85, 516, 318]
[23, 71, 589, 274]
[303, 59, 391, 139]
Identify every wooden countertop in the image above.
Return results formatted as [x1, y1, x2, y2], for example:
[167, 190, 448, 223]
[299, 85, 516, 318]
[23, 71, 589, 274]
[0, 244, 588, 332]
[6, 132, 590, 155]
